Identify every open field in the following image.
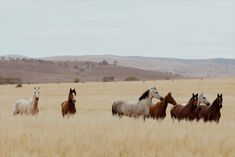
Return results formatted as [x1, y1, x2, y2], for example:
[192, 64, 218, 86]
[0, 78, 235, 157]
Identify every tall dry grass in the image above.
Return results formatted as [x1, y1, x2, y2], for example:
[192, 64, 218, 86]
[0, 78, 235, 157]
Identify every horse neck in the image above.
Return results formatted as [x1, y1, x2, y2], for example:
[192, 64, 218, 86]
[67, 95, 75, 108]
[185, 100, 196, 110]
[68, 94, 73, 103]
[209, 100, 220, 112]
[32, 96, 38, 109]
[138, 97, 152, 106]
[159, 98, 168, 110]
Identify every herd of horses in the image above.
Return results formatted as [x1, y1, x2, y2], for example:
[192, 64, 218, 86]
[12, 86, 223, 123]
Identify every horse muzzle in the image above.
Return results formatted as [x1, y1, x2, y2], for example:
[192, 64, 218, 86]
[36, 98, 39, 101]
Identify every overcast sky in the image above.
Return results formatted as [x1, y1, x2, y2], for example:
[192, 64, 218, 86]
[0, 0, 235, 59]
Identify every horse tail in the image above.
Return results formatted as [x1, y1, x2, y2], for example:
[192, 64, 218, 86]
[112, 103, 117, 116]
[13, 101, 19, 115]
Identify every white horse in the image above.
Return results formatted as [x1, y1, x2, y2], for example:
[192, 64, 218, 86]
[194, 93, 210, 120]
[197, 93, 210, 106]
[112, 86, 163, 119]
[13, 87, 40, 115]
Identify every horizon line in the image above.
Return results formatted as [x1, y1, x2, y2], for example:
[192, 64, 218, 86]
[1, 54, 235, 60]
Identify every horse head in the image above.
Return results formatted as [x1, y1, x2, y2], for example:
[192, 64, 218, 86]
[166, 92, 177, 105]
[138, 86, 163, 101]
[33, 87, 40, 101]
[216, 93, 223, 109]
[198, 93, 210, 106]
[69, 88, 77, 104]
[190, 93, 198, 109]
[149, 86, 163, 100]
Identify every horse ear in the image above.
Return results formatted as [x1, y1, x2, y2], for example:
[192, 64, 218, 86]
[217, 93, 219, 97]
[220, 94, 222, 97]
[34, 87, 36, 90]
[192, 93, 194, 97]
[196, 93, 198, 97]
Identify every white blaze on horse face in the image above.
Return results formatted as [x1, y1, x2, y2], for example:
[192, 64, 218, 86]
[198, 93, 210, 106]
[33, 87, 40, 100]
[72, 92, 76, 103]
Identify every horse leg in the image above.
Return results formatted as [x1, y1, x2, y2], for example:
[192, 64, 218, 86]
[13, 106, 19, 115]
[118, 113, 123, 118]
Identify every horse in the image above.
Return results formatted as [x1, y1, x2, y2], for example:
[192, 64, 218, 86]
[149, 92, 177, 119]
[170, 93, 198, 121]
[112, 86, 163, 119]
[198, 94, 223, 123]
[13, 87, 40, 115]
[61, 88, 77, 117]
[193, 93, 211, 121]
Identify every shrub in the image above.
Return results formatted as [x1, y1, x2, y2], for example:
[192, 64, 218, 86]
[74, 78, 80, 83]
[102, 76, 115, 82]
[99, 60, 109, 66]
[16, 83, 22, 88]
[124, 76, 139, 81]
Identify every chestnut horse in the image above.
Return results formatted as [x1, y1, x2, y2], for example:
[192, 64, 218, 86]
[198, 94, 223, 123]
[170, 93, 198, 121]
[149, 92, 177, 119]
[61, 88, 77, 117]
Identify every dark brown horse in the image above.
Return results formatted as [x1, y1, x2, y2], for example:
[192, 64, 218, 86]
[149, 92, 177, 119]
[198, 94, 223, 123]
[170, 93, 198, 121]
[61, 88, 77, 117]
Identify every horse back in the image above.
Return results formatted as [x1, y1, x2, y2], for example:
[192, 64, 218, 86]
[170, 104, 183, 116]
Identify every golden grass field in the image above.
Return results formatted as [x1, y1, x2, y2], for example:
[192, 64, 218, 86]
[0, 78, 235, 157]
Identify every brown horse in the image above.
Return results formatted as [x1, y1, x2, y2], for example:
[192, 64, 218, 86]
[61, 88, 77, 117]
[149, 92, 177, 119]
[198, 94, 223, 123]
[170, 93, 198, 121]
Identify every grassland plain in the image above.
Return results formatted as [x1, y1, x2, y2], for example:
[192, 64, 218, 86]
[0, 78, 235, 157]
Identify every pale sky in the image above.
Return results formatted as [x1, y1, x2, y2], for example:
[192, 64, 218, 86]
[0, 0, 235, 59]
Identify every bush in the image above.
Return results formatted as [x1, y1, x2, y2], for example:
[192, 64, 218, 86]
[74, 78, 80, 83]
[16, 83, 22, 88]
[124, 76, 139, 81]
[99, 60, 109, 66]
[0, 77, 22, 85]
[102, 76, 115, 82]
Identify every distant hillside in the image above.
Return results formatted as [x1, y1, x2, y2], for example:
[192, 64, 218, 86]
[44, 55, 235, 77]
[0, 58, 182, 84]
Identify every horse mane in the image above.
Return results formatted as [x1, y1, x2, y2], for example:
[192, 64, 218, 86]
[138, 90, 149, 101]
[210, 96, 221, 110]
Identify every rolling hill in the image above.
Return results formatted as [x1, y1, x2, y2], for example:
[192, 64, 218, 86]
[44, 55, 235, 77]
[0, 58, 182, 84]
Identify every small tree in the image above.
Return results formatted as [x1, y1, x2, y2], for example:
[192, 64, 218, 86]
[100, 59, 109, 65]
[124, 76, 139, 81]
[16, 83, 22, 88]
[74, 78, 80, 83]
[113, 60, 118, 66]
[102, 76, 115, 82]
